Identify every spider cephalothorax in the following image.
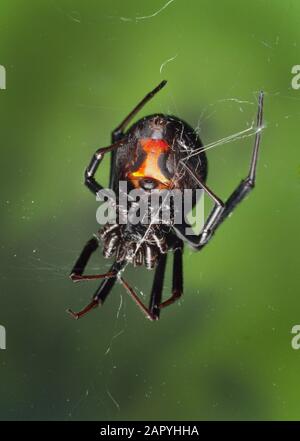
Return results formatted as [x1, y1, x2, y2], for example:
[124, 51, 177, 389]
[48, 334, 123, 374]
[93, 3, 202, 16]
[99, 222, 169, 269]
[69, 80, 264, 321]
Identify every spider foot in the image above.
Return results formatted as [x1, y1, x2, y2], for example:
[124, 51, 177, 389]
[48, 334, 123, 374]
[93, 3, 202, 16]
[67, 298, 100, 320]
[147, 312, 159, 322]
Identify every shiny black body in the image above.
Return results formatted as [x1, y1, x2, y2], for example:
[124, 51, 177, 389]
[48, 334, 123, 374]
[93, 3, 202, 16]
[110, 114, 207, 192]
[68, 81, 264, 321]
[99, 113, 207, 270]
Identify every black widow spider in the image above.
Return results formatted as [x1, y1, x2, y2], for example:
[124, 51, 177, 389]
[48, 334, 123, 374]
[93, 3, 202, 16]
[68, 80, 264, 321]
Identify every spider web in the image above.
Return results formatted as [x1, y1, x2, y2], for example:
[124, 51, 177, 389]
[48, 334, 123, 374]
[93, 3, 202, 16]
[1, 0, 282, 421]
[4, 87, 265, 418]
[113, 94, 264, 280]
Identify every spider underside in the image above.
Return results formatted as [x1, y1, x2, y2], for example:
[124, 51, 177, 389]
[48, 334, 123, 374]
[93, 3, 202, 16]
[68, 80, 264, 321]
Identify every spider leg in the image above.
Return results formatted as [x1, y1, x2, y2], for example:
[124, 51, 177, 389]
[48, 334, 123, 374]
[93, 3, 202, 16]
[173, 165, 224, 248]
[85, 138, 127, 195]
[70, 237, 99, 278]
[110, 80, 167, 187]
[70, 273, 117, 282]
[69, 236, 116, 282]
[159, 242, 183, 309]
[68, 261, 125, 320]
[174, 91, 264, 250]
[218, 91, 264, 224]
[119, 277, 157, 321]
[148, 253, 168, 319]
[112, 80, 167, 141]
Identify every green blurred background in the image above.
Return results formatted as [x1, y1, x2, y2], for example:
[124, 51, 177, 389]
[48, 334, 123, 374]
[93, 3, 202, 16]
[0, 0, 299, 421]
